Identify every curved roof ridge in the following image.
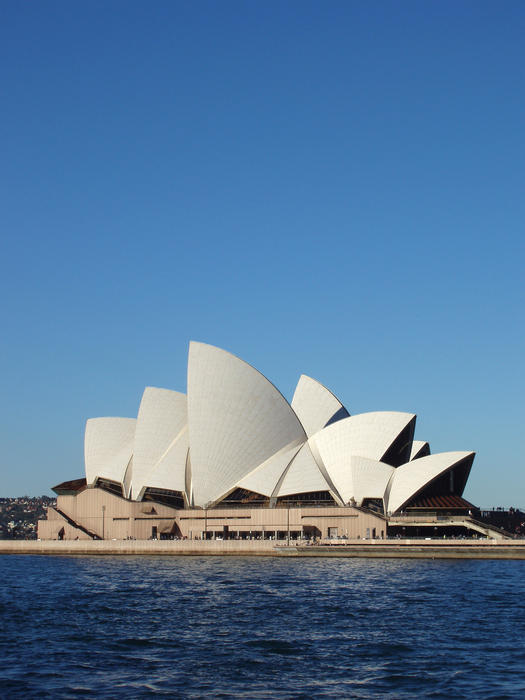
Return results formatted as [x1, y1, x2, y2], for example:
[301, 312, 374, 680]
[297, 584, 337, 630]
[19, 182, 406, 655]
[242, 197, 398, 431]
[137, 427, 188, 498]
[291, 374, 350, 437]
[191, 341, 299, 419]
[386, 451, 475, 514]
[234, 438, 304, 498]
[131, 387, 187, 500]
[410, 440, 430, 460]
[84, 417, 136, 487]
[275, 441, 333, 498]
[348, 456, 395, 507]
[187, 341, 307, 506]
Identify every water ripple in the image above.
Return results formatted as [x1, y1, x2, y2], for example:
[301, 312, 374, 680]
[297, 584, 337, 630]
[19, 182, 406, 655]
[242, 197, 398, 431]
[1, 555, 525, 698]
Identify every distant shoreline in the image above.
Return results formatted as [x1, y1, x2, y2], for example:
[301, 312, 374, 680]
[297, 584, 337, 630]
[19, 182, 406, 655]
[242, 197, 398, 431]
[2, 539, 525, 559]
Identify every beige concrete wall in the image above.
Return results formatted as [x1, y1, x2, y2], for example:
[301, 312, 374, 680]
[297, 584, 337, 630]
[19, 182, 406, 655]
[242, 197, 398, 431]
[43, 506, 64, 521]
[54, 488, 179, 540]
[177, 506, 386, 540]
[299, 506, 386, 539]
[44, 490, 387, 542]
[37, 518, 62, 540]
[37, 507, 92, 540]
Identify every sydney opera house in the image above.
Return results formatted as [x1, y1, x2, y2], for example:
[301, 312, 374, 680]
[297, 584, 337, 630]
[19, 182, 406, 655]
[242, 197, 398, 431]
[38, 342, 479, 542]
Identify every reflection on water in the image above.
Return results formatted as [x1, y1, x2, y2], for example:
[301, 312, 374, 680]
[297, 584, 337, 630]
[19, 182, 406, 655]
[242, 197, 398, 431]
[1, 555, 524, 698]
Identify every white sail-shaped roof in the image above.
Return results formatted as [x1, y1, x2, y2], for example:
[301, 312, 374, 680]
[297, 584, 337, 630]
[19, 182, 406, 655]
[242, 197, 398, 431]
[311, 412, 416, 497]
[349, 457, 395, 507]
[410, 440, 430, 460]
[123, 456, 133, 499]
[79, 341, 476, 516]
[291, 375, 349, 437]
[131, 387, 187, 499]
[85, 417, 136, 488]
[136, 426, 188, 498]
[386, 451, 475, 514]
[187, 342, 307, 507]
[235, 440, 303, 498]
[276, 442, 332, 498]
[311, 451, 394, 506]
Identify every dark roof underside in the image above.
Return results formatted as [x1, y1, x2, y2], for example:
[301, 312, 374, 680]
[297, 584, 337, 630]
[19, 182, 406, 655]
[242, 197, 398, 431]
[52, 477, 87, 495]
[406, 493, 478, 510]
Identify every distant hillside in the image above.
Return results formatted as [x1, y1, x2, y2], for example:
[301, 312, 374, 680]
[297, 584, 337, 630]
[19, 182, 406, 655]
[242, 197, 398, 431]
[0, 496, 56, 539]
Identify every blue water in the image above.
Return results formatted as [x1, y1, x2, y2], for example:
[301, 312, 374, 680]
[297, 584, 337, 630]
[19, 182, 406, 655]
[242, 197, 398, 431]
[1, 556, 524, 699]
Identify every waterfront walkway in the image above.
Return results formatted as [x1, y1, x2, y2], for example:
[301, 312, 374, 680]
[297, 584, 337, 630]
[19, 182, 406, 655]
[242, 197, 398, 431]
[2, 538, 525, 559]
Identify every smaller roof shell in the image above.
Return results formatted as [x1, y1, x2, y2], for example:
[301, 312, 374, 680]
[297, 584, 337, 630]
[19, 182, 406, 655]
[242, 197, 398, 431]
[276, 442, 331, 497]
[136, 426, 188, 499]
[386, 451, 475, 514]
[311, 412, 416, 502]
[291, 375, 349, 437]
[410, 441, 430, 460]
[85, 417, 136, 487]
[235, 439, 304, 498]
[131, 387, 187, 500]
[349, 457, 395, 507]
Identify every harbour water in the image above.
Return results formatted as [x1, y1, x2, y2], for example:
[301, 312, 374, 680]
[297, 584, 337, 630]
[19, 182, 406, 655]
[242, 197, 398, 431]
[1, 555, 524, 698]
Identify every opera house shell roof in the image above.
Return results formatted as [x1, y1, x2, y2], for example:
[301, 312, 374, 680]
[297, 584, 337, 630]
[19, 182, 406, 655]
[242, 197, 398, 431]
[80, 342, 475, 515]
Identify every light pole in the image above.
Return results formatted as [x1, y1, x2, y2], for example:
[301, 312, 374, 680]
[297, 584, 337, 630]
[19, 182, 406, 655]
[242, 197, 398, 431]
[102, 505, 106, 540]
[287, 505, 290, 546]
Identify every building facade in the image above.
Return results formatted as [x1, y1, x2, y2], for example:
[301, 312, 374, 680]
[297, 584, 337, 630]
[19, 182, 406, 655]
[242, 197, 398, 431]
[39, 342, 477, 541]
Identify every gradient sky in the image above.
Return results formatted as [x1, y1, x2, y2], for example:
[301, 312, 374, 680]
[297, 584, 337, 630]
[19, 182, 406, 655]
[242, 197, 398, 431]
[1, 1, 523, 506]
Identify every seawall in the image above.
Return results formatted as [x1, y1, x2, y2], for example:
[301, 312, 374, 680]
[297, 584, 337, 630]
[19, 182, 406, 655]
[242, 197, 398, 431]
[2, 539, 525, 559]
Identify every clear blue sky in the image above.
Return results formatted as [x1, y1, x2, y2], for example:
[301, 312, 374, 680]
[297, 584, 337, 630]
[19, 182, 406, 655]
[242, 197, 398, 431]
[1, 1, 523, 506]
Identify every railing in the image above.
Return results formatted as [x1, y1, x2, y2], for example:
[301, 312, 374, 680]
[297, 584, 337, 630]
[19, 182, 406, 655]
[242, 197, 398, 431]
[353, 503, 387, 518]
[466, 517, 513, 538]
[388, 513, 514, 539]
[389, 512, 440, 521]
[389, 513, 477, 522]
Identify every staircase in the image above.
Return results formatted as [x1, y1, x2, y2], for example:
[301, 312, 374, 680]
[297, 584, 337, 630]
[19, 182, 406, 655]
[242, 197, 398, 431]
[463, 516, 512, 540]
[54, 507, 98, 539]
[388, 513, 512, 540]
